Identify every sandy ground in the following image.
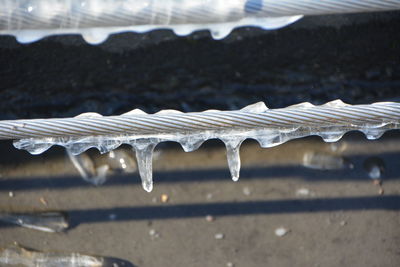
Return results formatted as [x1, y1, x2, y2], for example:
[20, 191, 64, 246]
[0, 131, 399, 267]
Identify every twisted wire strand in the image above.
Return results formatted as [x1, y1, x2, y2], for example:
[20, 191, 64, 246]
[0, 101, 399, 140]
[1, 0, 399, 30]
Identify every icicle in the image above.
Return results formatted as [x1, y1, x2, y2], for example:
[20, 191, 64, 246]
[9, 101, 399, 192]
[222, 138, 244, 182]
[132, 140, 157, 192]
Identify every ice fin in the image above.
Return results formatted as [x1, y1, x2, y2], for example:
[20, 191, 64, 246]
[222, 138, 244, 182]
[323, 99, 349, 107]
[122, 108, 147, 116]
[133, 142, 157, 192]
[75, 112, 103, 118]
[241, 102, 268, 113]
[288, 102, 315, 109]
[155, 109, 183, 115]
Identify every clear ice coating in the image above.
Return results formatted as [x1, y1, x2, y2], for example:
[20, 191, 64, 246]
[0, 245, 104, 267]
[0, 0, 303, 44]
[12, 100, 400, 192]
[0, 211, 69, 233]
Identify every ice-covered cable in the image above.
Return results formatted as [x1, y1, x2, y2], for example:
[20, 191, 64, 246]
[0, 100, 399, 192]
[0, 0, 399, 44]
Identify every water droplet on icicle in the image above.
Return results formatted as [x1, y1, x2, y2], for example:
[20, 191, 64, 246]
[362, 129, 386, 140]
[319, 132, 345, 143]
[179, 136, 204, 152]
[133, 142, 157, 192]
[222, 138, 244, 182]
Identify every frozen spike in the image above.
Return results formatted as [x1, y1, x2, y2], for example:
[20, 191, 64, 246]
[155, 109, 183, 115]
[241, 102, 268, 113]
[75, 112, 103, 118]
[134, 143, 156, 192]
[320, 132, 345, 143]
[223, 139, 244, 182]
[323, 99, 349, 107]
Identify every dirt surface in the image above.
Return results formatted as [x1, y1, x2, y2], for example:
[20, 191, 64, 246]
[0, 132, 400, 267]
[0, 11, 400, 267]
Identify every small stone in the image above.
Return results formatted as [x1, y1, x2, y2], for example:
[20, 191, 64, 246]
[205, 215, 214, 222]
[373, 179, 382, 186]
[206, 193, 213, 200]
[39, 197, 48, 206]
[339, 220, 346, 226]
[296, 188, 310, 197]
[378, 188, 384, 195]
[275, 227, 289, 237]
[161, 194, 169, 203]
[214, 233, 224, 240]
[8, 191, 14, 197]
[149, 229, 160, 239]
[242, 187, 251, 196]
[226, 262, 234, 267]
